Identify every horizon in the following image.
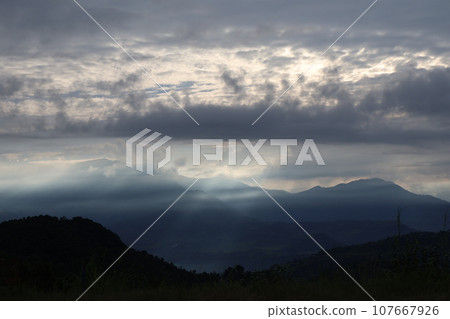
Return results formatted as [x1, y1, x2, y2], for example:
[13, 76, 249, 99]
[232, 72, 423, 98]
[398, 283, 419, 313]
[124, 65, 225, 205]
[1, 154, 450, 202]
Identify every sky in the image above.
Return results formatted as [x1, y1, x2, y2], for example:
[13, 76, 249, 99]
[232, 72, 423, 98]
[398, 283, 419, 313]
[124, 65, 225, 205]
[1, 0, 450, 200]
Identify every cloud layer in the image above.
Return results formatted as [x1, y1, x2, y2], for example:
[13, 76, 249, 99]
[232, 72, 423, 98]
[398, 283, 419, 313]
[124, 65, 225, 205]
[0, 0, 449, 197]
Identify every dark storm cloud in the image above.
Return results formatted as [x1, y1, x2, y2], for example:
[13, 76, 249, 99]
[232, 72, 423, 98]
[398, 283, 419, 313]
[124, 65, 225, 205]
[95, 72, 141, 95]
[380, 67, 450, 116]
[3, 65, 448, 147]
[221, 69, 245, 95]
[0, 76, 23, 97]
[123, 92, 148, 111]
[105, 66, 450, 145]
[0, 75, 54, 99]
[0, 0, 136, 57]
[1, 0, 449, 146]
[0, 75, 50, 116]
[1, 0, 449, 57]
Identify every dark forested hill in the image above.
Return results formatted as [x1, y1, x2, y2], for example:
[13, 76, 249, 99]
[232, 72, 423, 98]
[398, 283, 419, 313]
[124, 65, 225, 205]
[0, 215, 198, 300]
[0, 215, 448, 301]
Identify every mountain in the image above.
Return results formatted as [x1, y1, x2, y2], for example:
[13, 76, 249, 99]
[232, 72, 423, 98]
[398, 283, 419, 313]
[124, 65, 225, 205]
[195, 177, 450, 231]
[295, 178, 449, 231]
[108, 202, 340, 272]
[1, 159, 447, 232]
[0, 215, 448, 301]
[109, 203, 416, 272]
[264, 230, 450, 300]
[279, 229, 450, 281]
[0, 159, 448, 272]
[0, 215, 198, 300]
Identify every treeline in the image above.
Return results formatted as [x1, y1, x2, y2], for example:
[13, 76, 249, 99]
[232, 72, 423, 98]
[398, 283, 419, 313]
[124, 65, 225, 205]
[0, 216, 448, 300]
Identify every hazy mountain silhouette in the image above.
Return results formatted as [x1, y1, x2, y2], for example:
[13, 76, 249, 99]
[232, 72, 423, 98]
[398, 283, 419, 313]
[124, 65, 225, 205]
[111, 206, 416, 272]
[111, 206, 340, 272]
[1, 159, 447, 232]
[1, 159, 447, 271]
[195, 177, 449, 231]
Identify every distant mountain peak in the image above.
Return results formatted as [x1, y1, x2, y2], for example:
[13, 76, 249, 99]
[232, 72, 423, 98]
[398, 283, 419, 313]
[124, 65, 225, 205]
[355, 177, 391, 183]
[195, 176, 250, 190]
[303, 178, 396, 193]
[340, 178, 395, 187]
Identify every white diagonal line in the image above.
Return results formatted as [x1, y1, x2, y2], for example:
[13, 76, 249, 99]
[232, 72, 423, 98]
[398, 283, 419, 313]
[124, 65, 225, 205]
[72, 0, 200, 126]
[76, 178, 199, 301]
[321, 0, 379, 58]
[252, 0, 379, 125]
[251, 178, 376, 301]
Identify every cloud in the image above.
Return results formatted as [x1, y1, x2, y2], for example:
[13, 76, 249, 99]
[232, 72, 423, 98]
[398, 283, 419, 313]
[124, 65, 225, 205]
[2, 64, 449, 149]
[95, 72, 142, 95]
[0, 0, 133, 57]
[221, 69, 245, 95]
[380, 66, 450, 116]
[1, 0, 449, 60]
[0, 76, 23, 97]
[1, 0, 449, 208]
